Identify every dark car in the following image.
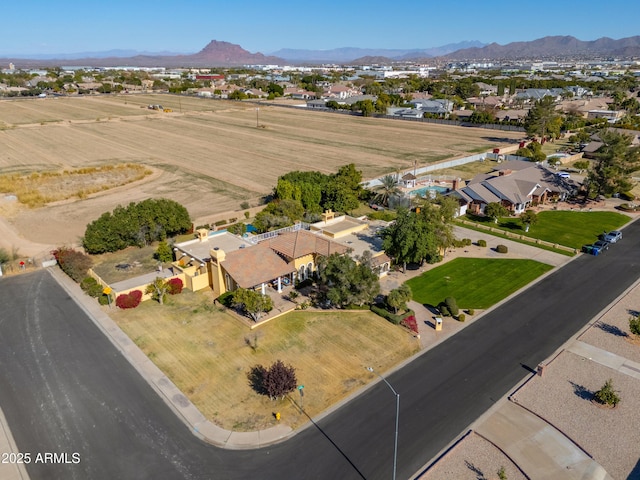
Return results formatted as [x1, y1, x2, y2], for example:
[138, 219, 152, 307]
[593, 240, 610, 252]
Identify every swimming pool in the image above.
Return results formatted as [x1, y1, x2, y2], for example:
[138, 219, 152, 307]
[408, 185, 449, 197]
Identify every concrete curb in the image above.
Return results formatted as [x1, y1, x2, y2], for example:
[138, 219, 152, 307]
[0, 403, 29, 480]
[48, 268, 292, 450]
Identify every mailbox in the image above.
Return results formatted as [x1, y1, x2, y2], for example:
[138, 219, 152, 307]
[435, 317, 443, 331]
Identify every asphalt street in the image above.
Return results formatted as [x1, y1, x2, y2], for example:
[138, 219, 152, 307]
[0, 219, 639, 480]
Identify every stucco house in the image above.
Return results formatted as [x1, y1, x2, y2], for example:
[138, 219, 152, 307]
[447, 160, 570, 216]
[172, 211, 390, 299]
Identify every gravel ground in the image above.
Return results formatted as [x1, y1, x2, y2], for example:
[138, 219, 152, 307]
[579, 280, 640, 364]
[511, 351, 640, 480]
[419, 432, 526, 480]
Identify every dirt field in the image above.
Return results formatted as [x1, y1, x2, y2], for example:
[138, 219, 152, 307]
[0, 94, 523, 250]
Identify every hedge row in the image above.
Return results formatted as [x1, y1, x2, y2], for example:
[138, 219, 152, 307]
[370, 304, 415, 325]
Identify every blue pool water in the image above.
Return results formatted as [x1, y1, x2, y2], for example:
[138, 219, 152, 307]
[246, 224, 257, 233]
[409, 185, 449, 197]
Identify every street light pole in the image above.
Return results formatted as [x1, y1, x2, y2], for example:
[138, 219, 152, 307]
[366, 367, 399, 480]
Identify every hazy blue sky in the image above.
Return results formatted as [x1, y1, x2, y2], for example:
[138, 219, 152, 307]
[2, 0, 639, 56]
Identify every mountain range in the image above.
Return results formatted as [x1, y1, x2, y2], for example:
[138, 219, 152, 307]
[270, 41, 485, 63]
[1, 36, 639, 68]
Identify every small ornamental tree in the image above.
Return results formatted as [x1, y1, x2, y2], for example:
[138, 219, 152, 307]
[234, 288, 273, 322]
[387, 284, 412, 314]
[146, 277, 170, 304]
[629, 315, 640, 336]
[594, 379, 620, 407]
[116, 290, 142, 309]
[484, 202, 509, 224]
[520, 209, 538, 233]
[155, 241, 173, 263]
[248, 360, 297, 400]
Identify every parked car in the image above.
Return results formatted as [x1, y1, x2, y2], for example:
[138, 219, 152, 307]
[593, 240, 610, 252]
[582, 241, 610, 256]
[555, 171, 570, 179]
[603, 230, 622, 243]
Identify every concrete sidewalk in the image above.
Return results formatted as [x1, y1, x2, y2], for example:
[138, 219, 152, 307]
[0, 404, 29, 480]
[568, 340, 640, 381]
[49, 267, 292, 450]
[475, 401, 612, 480]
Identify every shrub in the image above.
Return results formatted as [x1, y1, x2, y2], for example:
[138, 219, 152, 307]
[214, 219, 227, 227]
[80, 276, 104, 297]
[467, 309, 475, 315]
[453, 238, 472, 247]
[52, 247, 93, 283]
[370, 304, 415, 325]
[227, 222, 247, 236]
[620, 191, 635, 201]
[98, 294, 111, 306]
[629, 315, 640, 336]
[116, 290, 143, 309]
[240, 201, 250, 210]
[439, 305, 450, 317]
[228, 217, 237, 223]
[166, 277, 183, 295]
[477, 239, 487, 247]
[295, 278, 313, 289]
[458, 313, 466, 322]
[244, 211, 251, 219]
[217, 291, 235, 307]
[445, 297, 459, 316]
[496, 244, 508, 254]
[594, 379, 620, 407]
[401, 315, 419, 335]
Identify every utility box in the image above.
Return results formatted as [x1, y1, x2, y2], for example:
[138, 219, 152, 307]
[434, 317, 443, 331]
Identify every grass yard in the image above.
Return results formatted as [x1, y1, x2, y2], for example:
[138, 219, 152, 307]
[406, 258, 553, 309]
[466, 211, 630, 249]
[111, 291, 419, 431]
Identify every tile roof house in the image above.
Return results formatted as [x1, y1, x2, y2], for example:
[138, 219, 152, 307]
[447, 160, 569, 216]
[173, 212, 392, 300]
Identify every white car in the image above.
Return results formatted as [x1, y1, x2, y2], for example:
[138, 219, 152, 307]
[603, 230, 622, 243]
[555, 172, 570, 179]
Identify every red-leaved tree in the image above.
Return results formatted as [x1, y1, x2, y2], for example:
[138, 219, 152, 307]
[247, 360, 297, 400]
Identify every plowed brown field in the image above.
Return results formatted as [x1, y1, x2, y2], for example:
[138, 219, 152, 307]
[0, 94, 523, 250]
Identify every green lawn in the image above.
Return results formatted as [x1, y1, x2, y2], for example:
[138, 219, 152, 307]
[406, 258, 554, 309]
[466, 210, 630, 249]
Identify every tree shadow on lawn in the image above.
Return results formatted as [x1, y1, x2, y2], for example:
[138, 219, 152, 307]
[501, 220, 523, 230]
[595, 322, 628, 338]
[569, 381, 594, 402]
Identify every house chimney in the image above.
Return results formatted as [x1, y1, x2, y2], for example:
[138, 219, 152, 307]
[210, 248, 226, 264]
[452, 178, 460, 190]
[196, 228, 209, 242]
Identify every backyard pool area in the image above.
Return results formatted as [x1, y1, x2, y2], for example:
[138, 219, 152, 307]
[408, 185, 450, 197]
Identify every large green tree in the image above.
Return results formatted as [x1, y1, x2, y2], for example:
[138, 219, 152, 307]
[317, 251, 380, 307]
[523, 96, 562, 139]
[83, 199, 191, 254]
[587, 130, 640, 197]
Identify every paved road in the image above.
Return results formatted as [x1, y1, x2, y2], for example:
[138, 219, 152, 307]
[1, 220, 639, 479]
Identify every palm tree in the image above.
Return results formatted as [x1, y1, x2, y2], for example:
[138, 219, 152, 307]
[373, 174, 400, 207]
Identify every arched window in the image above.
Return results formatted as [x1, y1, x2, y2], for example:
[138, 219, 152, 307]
[299, 265, 306, 281]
